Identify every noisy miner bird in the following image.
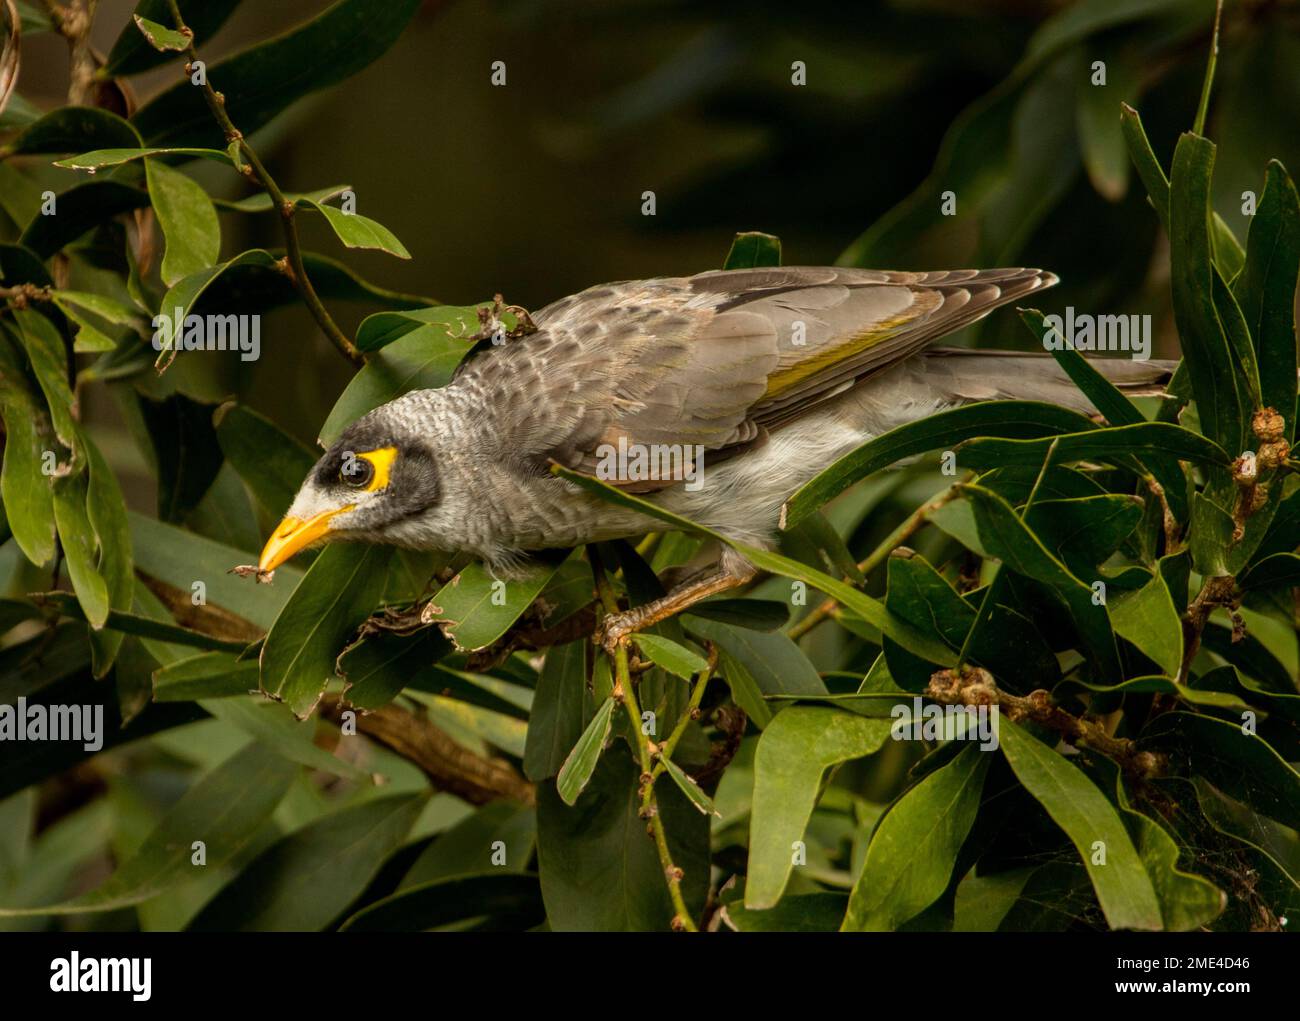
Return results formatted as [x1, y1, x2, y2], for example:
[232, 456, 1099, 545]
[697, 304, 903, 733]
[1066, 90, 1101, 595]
[258, 266, 1173, 647]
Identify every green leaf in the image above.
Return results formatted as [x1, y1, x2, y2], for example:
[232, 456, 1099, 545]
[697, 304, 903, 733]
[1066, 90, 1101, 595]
[13, 309, 77, 462]
[188, 793, 426, 931]
[0, 341, 56, 565]
[153, 652, 258, 701]
[339, 872, 544, 932]
[682, 598, 788, 631]
[722, 891, 847, 932]
[523, 640, 587, 783]
[319, 320, 474, 445]
[259, 544, 393, 718]
[660, 756, 718, 816]
[1107, 570, 1183, 676]
[556, 696, 615, 806]
[214, 402, 316, 517]
[426, 555, 567, 653]
[1169, 133, 1253, 462]
[130, 14, 189, 51]
[842, 745, 989, 930]
[0, 742, 296, 916]
[686, 617, 825, 697]
[399, 801, 535, 889]
[0, 106, 140, 157]
[960, 483, 1120, 678]
[1111, 766, 1224, 930]
[959, 422, 1229, 471]
[132, 0, 425, 148]
[781, 401, 1097, 529]
[52, 146, 232, 170]
[634, 634, 707, 680]
[151, 249, 279, 370]
[34, 592, 240, 654]
[999, 719, 1162, 930]
[1142, 712, 1300, 824]
[1236, 160, 1300, 441]
[722, 231, 782, 269]
[1239, 552, 1300, 593]
[104, 0, 240, 77]
[296, 198, 409, 258]
[536, 753, 708, 930]
[337, 628, 448, 711]
[51, 472, 109, 629]
[746, 706, 893, 909]
[146, 159, 221, 287]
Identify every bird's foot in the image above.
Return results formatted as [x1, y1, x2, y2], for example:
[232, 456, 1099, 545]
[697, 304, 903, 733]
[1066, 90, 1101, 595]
[596, 606, 650, 656]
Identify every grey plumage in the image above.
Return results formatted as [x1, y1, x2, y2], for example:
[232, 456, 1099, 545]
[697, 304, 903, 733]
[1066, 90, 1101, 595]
[270, 266, 1173, 582]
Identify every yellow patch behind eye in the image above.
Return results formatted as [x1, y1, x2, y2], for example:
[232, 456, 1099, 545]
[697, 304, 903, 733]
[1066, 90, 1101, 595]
[358, 446, 398, 492]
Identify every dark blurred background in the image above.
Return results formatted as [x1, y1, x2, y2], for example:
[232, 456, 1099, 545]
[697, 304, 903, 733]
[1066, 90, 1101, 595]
[13, 0, 1300, 514]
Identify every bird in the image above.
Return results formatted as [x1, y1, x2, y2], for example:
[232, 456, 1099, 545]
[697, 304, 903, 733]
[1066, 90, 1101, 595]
[257, 266, 1173, 647]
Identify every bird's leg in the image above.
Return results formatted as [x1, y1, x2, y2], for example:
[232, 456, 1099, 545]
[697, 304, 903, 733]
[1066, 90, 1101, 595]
[599, 548, 757, 654]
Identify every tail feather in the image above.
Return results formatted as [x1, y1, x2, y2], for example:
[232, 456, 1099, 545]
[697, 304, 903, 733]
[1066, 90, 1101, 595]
[920, 348, 1175, 415]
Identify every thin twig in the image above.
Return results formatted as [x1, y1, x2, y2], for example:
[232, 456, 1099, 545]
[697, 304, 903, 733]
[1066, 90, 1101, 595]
[787, 484, 963, 641]
[163, 0, 364, 367]
[590, 549, 698, 932]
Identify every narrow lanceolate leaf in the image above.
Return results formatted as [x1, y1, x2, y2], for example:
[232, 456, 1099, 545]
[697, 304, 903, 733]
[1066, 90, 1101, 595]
[0, 332, 55, 565]
[129, 512, 302, 629]
[259, 544, 393, 718]
[999, 720, 1162, 931]
[843, 746, 989, 931]
[51, 472, 109, 629]
[722, 231, 782, 269]
[146, 159, 221, 287]
[1019, 307, 1189, 521]
[1142, 713, 1300, 824]
[13, 309, 77, 462]
[746, 706, 894, 909]
[297, 198, 410, 258]
[153, 652, 258, 701]
[958, 422, 1229, 470]
[187, 794, 426, 932]
[660, 757, 718, 817]
[1169, 133, 1252, 463]
[1235, 160, 1300, 442]
[0, 743, 296, 916]
[634, 634, 707, 680]
[781, 401, 1097, 528]
[426, 555, 567, 653]
[552, 465, 956, 667]
[960, 483, 1120, 678]
[340, 873, 545, 932]
[52, 146, 232, 170]
[0, 106, 140, 158]
[557, 696, 615, 806]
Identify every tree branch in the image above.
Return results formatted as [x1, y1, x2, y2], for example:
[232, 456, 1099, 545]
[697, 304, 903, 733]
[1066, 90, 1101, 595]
[162, 0, 364, 367]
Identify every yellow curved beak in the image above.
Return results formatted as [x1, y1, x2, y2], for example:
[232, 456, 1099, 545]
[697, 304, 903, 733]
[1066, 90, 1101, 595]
[258, 506, 352, 573]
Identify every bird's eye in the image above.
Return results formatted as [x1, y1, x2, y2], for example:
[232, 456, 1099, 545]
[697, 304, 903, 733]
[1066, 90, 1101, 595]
[340, 455, 374, 489]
